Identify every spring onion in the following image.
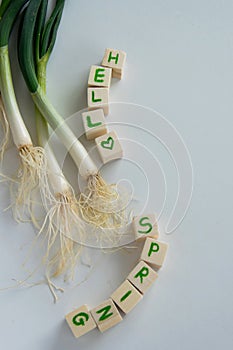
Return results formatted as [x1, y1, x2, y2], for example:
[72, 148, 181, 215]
[0, 0, 47, 221]
[34, 0, 81, 280]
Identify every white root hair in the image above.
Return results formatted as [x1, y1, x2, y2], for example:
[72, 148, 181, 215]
[10, 144, 48, 223]
[78, 173, 130, 229]
[37, 189, 83, 280]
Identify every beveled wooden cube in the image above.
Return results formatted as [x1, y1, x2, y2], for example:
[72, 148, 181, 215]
[82, 109, 107, 140]
[111, 280, 143, 314]
[88, 65, 112, 88]
[65, 304, 97, 338]
[95, 131, 123, 164]
[87, 87, 109, 116]
[141, 238, 168, 269]
[127, 260, 158, 294]
[133, 214, 159, 241]
[91, 299, 122, 333]
[102, 48, 126, 79]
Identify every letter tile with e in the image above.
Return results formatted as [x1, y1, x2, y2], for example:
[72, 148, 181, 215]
[88, 65, 112, 88]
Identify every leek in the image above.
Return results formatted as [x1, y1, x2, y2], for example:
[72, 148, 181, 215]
[34, 0, 81, 281]
[0, 0, 47, 221]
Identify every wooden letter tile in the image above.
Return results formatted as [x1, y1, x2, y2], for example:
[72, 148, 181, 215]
[88, 65, 112, 88]
[141, 238, 168, 269]
[87, 87, 109, 116]
[82, 109, 107, 140]
[133, 214, 159, 241]
[91, 299, 122, 333]
[65, 304, 97, 338]
[111, 280, 142, 314]
[102, 48, 126, 79]
[127, 260, 158, 294]
[112, 70, 123, 79]
[95, 131, 123, 164]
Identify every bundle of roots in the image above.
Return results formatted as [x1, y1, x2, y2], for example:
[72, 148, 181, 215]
[79, 173, 129, 228]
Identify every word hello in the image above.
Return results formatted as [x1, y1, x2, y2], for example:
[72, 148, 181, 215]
[82, 48, 126, 164]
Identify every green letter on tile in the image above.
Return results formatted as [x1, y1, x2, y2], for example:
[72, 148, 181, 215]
[120, 290, 132, 302]
[92, 90, 102, 103]
[148, 242, 160, 257]
[94, 68, 105, 83]
[72, 312, 89, 327]
[138, 217, 153, 234]
[108, 51, 119, 64]
[86, 116, 102, 128]
[96, 305, 113, 322]
[134, 266, 149, 284]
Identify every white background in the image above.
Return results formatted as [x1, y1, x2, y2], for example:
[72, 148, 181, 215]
[0, 0, 233, 349]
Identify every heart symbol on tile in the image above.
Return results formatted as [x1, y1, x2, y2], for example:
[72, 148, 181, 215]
[101, 137, 114, 150]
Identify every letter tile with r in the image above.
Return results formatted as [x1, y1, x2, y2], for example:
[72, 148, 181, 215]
[127, 260, 158, 294]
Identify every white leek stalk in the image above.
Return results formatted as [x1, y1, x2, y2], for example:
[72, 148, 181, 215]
[35, 58, 82, 280]
[0, 45, 47, 221]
